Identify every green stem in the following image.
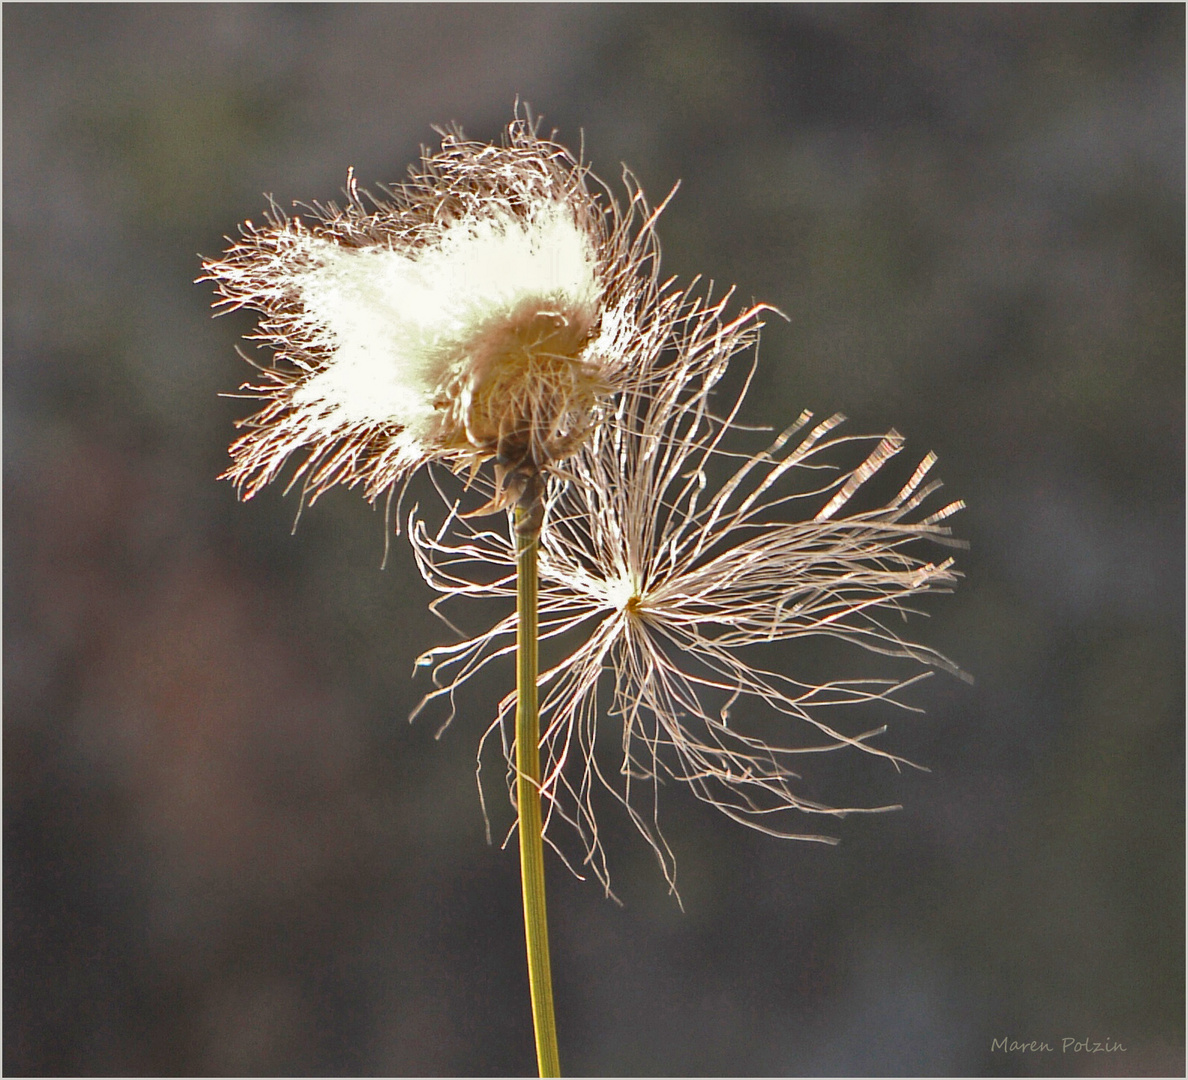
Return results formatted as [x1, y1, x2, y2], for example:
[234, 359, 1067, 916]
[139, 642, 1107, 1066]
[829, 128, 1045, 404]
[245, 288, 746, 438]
[515, 513, 560, 1078]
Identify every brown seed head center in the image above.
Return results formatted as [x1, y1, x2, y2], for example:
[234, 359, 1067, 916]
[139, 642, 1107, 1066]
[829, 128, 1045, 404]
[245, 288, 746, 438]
[431, 295, 605, 469]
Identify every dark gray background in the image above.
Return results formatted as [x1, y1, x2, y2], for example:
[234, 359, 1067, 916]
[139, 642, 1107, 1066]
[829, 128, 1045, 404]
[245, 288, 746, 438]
[5, 5, 1183, 1076]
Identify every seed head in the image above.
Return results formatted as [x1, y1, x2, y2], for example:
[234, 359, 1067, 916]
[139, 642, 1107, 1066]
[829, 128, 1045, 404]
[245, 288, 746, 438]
[201, 111, 676, 519]
[411, 313, 965, 900]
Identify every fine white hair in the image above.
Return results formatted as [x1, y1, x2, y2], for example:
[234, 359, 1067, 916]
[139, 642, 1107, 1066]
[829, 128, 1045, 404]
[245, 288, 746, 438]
[289, 204, 602, 435]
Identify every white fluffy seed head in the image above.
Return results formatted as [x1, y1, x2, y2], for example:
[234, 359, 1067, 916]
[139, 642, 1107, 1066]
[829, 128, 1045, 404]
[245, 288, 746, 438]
[201, 113, 671, 509]
[288, 203, 602, 437]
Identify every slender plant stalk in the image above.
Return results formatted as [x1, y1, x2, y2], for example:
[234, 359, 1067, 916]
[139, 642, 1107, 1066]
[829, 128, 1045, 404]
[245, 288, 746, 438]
[515, 509, 561, 1078]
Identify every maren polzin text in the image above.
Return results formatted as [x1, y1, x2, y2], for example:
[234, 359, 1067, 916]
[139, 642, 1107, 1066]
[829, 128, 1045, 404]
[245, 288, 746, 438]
[991, 1037, 1125, 1055]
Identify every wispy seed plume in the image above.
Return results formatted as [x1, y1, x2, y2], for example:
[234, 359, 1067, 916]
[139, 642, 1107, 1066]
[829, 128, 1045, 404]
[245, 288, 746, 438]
[412, 314, 965, 899]
[201, 111, 683, 523]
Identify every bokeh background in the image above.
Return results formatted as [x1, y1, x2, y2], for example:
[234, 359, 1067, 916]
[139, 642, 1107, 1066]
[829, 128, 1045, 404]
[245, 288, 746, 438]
[5, 5, 1184, 1076]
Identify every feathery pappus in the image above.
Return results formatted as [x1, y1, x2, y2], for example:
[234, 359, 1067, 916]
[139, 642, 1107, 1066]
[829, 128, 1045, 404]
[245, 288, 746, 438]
[411, 317, 965, 900]
[203, 110, 964, 902]
[201, 111, 688, 528]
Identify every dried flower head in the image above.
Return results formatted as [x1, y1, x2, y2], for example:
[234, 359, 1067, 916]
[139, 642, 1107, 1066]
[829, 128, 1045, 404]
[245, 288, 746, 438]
[201, 112, 678, 522]
[411, 310, 964, 899]
[203, 110, 964, 905]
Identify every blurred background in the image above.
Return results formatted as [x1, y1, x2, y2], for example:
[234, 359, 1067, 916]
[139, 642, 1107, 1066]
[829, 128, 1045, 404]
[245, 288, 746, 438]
[5, 5, 1183, 1076]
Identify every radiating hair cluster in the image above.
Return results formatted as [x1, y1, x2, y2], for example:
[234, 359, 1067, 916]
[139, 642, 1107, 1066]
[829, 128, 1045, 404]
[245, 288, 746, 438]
[411, 306, 964, 897]
[205, 112, 963, 900]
